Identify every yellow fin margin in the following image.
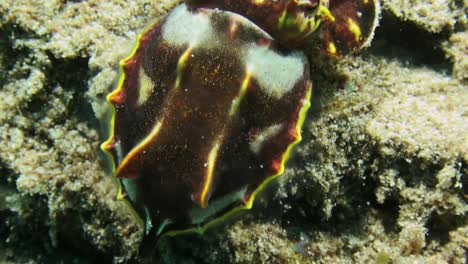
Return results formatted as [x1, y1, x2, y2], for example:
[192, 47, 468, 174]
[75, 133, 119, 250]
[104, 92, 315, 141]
[164, 83, 312, 238]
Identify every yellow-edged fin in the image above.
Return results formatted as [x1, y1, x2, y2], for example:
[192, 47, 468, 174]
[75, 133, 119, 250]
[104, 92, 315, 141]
[101, 21, 160, 226]
[164, 84, 312, 238]
[115, 120, 164, 177]
[199, 141, 221, 208]
[199, 72, 251, 207]
[101, 16, 162, 228]
[101, 119, 115, 150]
[106, 23, 151, 105]
[244, 84, 311, 209]
[102, 17, 163, 173]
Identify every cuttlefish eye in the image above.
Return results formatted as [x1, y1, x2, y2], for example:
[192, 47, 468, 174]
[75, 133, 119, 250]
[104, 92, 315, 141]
[276, 0, 334, 47]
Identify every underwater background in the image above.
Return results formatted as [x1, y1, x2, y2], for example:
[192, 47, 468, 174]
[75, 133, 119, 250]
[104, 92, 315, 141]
[0, 0, 467, 263]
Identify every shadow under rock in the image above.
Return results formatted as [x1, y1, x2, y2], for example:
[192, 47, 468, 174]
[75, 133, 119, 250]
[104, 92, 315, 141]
[368, 11, 452, 71]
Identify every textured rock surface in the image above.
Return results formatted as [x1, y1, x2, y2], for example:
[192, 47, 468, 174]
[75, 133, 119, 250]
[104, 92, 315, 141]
[444, 31, 468, 82]
[0, 0, 467, 263]
[0, 0, 182, 262]
[381, 0, 467, 33]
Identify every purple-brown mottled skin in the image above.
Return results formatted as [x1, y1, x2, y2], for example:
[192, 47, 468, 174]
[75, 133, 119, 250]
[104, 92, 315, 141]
[189, 0, 379, 56]
[102, 0, 379, 248]
[104, 3, 311, 242]
[316, 0, 379, 55]
[188, 0, 329, 48]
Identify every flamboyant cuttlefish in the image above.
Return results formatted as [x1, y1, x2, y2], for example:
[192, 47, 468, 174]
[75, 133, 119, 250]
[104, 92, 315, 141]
[101, 0, 379, 247]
